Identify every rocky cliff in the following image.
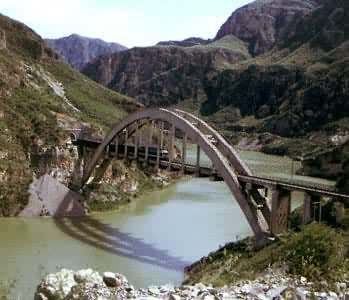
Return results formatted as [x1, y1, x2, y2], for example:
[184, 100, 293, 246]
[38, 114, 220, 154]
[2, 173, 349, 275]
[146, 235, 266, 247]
[0, 14, 143, 216]
[45, 34, 127, 70]
[215, 0, 321, 56]
[83, 35, 251, 107]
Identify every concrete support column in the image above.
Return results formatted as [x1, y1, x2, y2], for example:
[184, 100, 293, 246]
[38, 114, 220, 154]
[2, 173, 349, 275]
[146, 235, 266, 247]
[196, 144, 201, 176]
[303, 192, 313, 224]
[160, 120, 164, 149]
[336, 201, 345, 225]
[181, 132, 187, 173]
[156, 120, 163, 170]
[123, 128, 128, 160]
[71, 144, 84, 189]
[144, 120, 150, 163]
[134, 122, 139, 160]
[270, 188, 291, 235]
[114, 135, 119, 159]
[168, 123, 175, 170]
[105, 145, 110, 159]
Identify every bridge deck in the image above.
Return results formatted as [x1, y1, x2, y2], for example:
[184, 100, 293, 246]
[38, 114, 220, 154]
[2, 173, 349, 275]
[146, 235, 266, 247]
[73, 136, 349, 199]
[148, 159, 349, 200]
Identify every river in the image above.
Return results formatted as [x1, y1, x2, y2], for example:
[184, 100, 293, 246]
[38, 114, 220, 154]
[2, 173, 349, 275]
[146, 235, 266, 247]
[0, 150, 334, 299]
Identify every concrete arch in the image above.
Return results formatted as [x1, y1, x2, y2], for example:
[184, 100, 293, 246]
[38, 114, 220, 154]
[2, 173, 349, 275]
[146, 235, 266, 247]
[81, 108, 269, 239]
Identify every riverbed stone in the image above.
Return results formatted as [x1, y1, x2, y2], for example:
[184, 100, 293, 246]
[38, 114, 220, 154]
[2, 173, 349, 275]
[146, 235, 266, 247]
[103, 272, 119, 287]
[74, 269, 103, 285]
[266, 285, 287, 299]
[35, 269, 349, 300]
[169, 293, 181, 300]
[36, 269, 76, 299]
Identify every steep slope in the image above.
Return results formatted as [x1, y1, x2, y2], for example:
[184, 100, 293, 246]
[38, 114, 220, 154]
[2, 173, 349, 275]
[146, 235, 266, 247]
[215, 0, 321, 55]
[82, 35, 251, 108]
[45, 34, 127, 70]
[0, 14, 140, 216]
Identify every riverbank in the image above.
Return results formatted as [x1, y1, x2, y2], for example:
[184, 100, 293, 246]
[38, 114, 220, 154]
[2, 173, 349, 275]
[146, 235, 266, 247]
[85, 161, 188, 213]
[184, 223, 349, 289]
[34, 266, 349, 300]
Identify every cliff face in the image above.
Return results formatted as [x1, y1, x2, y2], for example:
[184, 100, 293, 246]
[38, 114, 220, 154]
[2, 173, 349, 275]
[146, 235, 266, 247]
[204, 0, 349, 137]
[215, 0, 321, 55]
[82, 36, 251, 107]
[45, 34, 127, 70]
[0, 14, 140, 216]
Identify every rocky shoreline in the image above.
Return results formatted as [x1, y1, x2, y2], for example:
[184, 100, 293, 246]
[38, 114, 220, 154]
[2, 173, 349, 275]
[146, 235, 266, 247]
[34, 269, 349, 300]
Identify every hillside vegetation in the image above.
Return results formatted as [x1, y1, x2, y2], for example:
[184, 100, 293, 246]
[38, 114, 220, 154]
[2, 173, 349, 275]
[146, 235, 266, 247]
[0, 14, 140, 216]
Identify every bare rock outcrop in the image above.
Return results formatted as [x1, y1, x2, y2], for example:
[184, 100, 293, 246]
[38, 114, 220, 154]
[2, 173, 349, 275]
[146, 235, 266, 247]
[0, 29, 6, 50]
[215, 0, 321, 55]
[19, 174, 86, 217]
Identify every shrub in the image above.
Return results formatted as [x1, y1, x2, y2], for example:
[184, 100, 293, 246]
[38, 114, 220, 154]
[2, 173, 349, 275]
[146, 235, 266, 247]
[282, 223, 347, 280]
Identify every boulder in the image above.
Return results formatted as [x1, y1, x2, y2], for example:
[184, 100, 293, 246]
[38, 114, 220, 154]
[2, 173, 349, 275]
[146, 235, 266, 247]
[35, 269, 76, 300]
[74, 269, 103, 285]
[103, 272, 119, 287]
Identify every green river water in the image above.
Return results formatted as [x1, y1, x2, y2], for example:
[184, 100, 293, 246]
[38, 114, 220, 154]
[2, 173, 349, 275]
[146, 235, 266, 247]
[0, 151, 334, 299]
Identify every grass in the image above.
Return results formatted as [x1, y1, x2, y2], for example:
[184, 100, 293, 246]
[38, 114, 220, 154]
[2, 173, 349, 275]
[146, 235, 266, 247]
[184, 223, 349, 287]
[46, 62, 141, 129]
[191, 35, 251, 56]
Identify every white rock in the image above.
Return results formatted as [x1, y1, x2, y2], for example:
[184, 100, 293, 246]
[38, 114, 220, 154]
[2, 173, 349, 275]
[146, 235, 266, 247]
[37, 269, 76, 299]
[74, 269, 103, 285]
[241, 283, 264, 295]
[169, 294, 181, 300]
[296, 288, 310, 300]
[266, 286, 287, 299]
[148, 287, 161, 295]
[103, 272, 119, 287]
[202, 295, 215, 300]
[328, 291, 338, 300]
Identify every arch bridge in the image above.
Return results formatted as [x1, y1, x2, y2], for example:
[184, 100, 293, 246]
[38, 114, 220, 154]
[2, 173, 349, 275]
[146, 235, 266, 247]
[75, 108, 349, 241]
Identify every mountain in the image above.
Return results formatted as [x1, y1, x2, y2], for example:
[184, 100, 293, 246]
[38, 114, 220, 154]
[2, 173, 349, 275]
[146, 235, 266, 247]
[157, 37, 211, 47]
[83, 35, 251, 107]
[215, 0, 322, 56]
[45, 34, 127, 70]
[0, 14, 141, 216]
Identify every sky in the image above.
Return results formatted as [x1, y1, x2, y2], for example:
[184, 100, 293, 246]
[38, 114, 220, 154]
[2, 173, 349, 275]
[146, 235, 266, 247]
[1, 0, 253, 47]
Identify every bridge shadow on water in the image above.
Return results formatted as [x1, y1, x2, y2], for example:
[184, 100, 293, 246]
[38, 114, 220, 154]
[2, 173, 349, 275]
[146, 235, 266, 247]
[53, 191, 191, 272]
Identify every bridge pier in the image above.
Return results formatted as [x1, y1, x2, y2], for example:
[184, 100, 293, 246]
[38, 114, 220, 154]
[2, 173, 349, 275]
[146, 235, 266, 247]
[196, 144, 201, 176]
[168, 123, 175, 171]
[181, 133, 187, 173]
[270, 188, 291, 235]
[335, 202, 345, 225]
[70, 144, 85, 189]
[156, 120, 165, 170]
[134, 122, 139, 160]
[123, 128, 128, 161]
